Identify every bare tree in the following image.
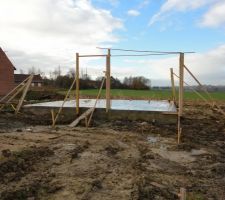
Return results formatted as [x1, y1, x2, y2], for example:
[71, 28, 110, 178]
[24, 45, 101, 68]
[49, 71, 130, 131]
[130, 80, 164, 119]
[28, 66, 37, 74]
[67, 68, 76, 78]
[19, 69, 24, 74]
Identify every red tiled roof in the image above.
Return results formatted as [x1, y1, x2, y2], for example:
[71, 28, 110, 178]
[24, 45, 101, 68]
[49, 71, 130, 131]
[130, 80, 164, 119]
[0, 47, 16, 70]
[14, 74, 43, 83]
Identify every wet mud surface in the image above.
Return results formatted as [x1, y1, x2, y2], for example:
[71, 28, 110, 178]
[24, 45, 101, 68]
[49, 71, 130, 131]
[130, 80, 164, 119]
[0, 102, 224, 199]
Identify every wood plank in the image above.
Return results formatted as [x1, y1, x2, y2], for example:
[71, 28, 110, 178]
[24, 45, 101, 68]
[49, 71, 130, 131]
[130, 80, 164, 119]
[179, 53, 184, 116]
[170, 68, 176, 102]
[173, 73, 208, 103]
[76, 53, 80, 114]
[52, 77, 76, 127]
[106, 49, 111, 112]
[0, 76, 30, 103]
[88, 77, 106, 127]
[0, 85, 26, 111]
[184, 65, 214, 103]
[69, 108, 94, 127]
[15, 75, 33, 114]
[79, 54, 107, 57]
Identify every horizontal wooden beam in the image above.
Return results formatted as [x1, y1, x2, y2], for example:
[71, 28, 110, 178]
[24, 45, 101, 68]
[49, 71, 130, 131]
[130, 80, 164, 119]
[97, 47, 195, 54]
[79, 54, 107, 58]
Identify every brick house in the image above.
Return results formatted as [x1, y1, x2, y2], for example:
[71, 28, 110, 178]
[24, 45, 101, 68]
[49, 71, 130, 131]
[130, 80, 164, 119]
[14, 74, 43, 87]
[0, 48, 16, 96]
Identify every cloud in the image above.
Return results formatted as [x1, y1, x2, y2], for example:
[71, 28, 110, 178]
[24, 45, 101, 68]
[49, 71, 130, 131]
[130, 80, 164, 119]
[149, 0, 217, 25]
[200, 1, 225, 27]
[0, 0, 123, 74]
[127, 9, 140, 17]
[120, 44, 225, 86]
[108, 0, 119, 7]
[138, 0, 150, 9]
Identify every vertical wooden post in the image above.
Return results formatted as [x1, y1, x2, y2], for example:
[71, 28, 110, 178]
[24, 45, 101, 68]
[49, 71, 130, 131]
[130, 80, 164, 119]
[106, 49, 111, 112]
[170, 68, 176, 102]
[179, 53, 184, 116]
[76, 53, 80, 115]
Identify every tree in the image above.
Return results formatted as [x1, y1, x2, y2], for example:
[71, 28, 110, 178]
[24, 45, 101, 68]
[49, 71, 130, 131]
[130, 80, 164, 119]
[123, 76, 151, 90]
[67, 68, 76, 79]
[28, 66, 37, 74]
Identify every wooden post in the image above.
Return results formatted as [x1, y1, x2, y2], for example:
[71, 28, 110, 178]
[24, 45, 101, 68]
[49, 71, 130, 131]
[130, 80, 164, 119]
[51, 109, 55, 126]
[179, 53, 184, 116]
[106, 49, 111, 112]
[170, 68, 176, 102]
[76, 53, 80, 115]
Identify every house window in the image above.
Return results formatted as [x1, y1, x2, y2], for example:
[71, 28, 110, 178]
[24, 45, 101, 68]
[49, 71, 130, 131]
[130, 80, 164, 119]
[38, 83, 42, 87]
[31, 83, 35, 87]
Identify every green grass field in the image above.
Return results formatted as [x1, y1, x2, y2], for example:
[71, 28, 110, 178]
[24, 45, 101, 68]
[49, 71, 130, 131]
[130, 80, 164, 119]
[58, 89, 225, 101]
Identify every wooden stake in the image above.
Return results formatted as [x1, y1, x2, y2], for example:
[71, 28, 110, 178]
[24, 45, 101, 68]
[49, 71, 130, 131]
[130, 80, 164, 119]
[15, 75, 34, 114]
[106, 49, 111, 112]
[173, 73, 208, 103]
[179, 53, 184, 116]
[184, 65, 214, 103]
[51, 109, 55, 126]
[88, 77, 106, 126]
[170, 68, 176, 102]
[177, 114, 182, 144]
[76, 53, 80, 115]
[52, 77, 76, 127]
[69, 107, 94, 127]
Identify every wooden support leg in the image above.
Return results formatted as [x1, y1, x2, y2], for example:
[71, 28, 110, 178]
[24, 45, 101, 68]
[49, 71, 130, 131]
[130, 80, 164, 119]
[76, 53, 80, 115]
[177, 114, 182, 144]
[52, 77, 76, 127]
[106, 49, 111, 112]
[170, 68, 176, 103]
[15, 75, 34, 114]
[51, 109, 55, 127]
[179, 53, 184, 117]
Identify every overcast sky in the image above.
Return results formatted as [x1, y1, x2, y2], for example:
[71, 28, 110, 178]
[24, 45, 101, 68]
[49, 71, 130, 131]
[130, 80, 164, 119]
[0, 0, 225, 86]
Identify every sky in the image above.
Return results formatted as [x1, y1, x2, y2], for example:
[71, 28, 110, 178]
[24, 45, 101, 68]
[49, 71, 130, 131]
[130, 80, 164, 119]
[0, 0, 225, 86]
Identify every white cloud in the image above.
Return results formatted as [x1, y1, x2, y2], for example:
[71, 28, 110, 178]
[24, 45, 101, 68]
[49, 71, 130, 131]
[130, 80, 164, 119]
[149, 0, 217, 25]
[200, 1, 225, 27]
[119, 44, 225, 86]
[127, 9, 140, 17]
[138, 0, 150, 9]
[0, 0, 123, 74]
[108, 0, 119, 7]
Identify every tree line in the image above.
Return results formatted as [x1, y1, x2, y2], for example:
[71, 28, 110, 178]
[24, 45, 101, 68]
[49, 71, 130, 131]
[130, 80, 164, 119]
[22, 66, 151, 90]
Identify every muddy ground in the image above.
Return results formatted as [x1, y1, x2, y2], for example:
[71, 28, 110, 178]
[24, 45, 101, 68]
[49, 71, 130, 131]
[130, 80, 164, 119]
[0, 102, 224, 200]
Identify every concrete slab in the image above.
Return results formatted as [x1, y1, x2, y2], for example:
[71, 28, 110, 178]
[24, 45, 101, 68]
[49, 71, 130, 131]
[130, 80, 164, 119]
[25, 99, 177, 112]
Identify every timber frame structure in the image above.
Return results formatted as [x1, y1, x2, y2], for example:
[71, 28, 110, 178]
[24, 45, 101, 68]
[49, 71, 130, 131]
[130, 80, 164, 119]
[75, 49, 192, 117]
[75, 49, 111, 114]
[73, 48, 215, 143]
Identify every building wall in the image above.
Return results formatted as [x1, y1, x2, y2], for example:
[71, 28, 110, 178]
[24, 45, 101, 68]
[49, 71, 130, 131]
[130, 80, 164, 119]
[0, 64, 14, 96]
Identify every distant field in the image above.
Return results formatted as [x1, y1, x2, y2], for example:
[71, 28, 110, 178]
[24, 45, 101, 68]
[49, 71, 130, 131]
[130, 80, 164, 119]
[58, 89, 225, 101]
